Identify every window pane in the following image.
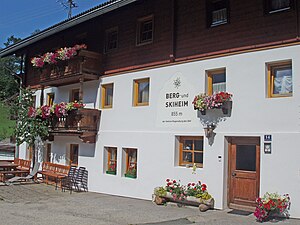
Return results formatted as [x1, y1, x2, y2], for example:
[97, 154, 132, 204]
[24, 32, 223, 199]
[182, 152, 193, 163]
[194, 139, 203, 151]
[194, 153, 203, 164]
[212, 72, 226, 93]
[105, 86, 113, 105]
[183, 140, 193, 150]
[270, 0, 290, 11]
[138, 81, 149, 103]
[236, 145, 256, 171]
[273, 66, 292, 95]
[212, 8, 227, 25]
[140, 20, 153, 42]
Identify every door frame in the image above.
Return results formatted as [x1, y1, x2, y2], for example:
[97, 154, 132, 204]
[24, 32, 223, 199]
[227, 137, 260, 211]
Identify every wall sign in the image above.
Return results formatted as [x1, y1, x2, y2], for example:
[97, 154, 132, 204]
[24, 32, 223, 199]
[156, 73, 198, 127]
[264, 135, 272, 142]
[264, 143, 272, 154]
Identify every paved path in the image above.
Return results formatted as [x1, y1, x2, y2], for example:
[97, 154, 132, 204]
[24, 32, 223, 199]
[0, 183, 299, 225]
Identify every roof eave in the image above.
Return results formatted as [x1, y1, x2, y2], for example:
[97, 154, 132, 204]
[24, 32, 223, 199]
[0, 0, 137, 58]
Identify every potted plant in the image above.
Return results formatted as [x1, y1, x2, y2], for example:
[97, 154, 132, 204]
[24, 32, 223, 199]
[153, 179, 214, 212]
[192, 92, 233, 115]
[125, 165, 137, 178]
[254, 192, 290, 222]
[106, 163, 116, 175]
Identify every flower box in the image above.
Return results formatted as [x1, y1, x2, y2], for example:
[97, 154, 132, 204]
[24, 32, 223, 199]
[106, 170, 116, 175]
[125, 173, 137, 179]
[153, 179, 214, 212]
[193, 92, 233, 116]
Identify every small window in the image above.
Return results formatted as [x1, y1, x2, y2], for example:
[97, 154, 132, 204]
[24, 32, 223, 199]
[70, 89, 80, 102]
[105, 147, 117, 175]
[44, 143, 51, 162]
[32, 95, 36, 107]
[124, 148, 137, 178]
[105, 27, 118, 53]
[46, 93, 55, 106]
[207, 68, 226, 95]
[265, 0, 293, 13]
[207, 0, 229, 27]
[101, 83, 114, 108]
[70, 144, 79, 166]
[179, 136, 204, 168]
[133, 78, 150, 106]
[267, 61, 292, 97]
[137, 15, 154, 45]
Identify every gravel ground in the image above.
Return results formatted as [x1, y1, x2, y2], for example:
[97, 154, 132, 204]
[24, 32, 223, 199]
[0, 183, 299, 225]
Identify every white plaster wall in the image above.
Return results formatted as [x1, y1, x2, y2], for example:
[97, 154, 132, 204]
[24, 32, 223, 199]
[18, 44, 300, 218]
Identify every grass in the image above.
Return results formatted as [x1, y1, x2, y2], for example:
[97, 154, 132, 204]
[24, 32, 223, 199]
[0, 102, 15, 141]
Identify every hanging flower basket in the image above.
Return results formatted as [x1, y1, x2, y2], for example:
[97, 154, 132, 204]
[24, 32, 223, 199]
[221, 100, 232, 115]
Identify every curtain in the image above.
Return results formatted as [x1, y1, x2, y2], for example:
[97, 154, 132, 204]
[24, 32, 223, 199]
[213, 82, 226, 93]
[274, 75, 292, 94]
[271, 0, 290, 10]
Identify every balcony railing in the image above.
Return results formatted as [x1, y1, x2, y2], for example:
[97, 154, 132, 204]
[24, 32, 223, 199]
[30, 50, 102, 87]
[49, 108, 101, 143]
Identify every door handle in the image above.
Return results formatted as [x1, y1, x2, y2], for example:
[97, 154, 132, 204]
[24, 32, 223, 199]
[232, 172, 236, 177]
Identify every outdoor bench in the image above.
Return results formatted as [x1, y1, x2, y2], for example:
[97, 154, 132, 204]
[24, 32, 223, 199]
[38, 162, 70, 189]
[14, 158, 31, 172]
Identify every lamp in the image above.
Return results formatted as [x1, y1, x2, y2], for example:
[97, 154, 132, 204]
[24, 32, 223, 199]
[204, 124, 216, 139]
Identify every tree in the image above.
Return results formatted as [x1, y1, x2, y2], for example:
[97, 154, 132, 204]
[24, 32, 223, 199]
[0, 36, 22, 101]
[13, 88, 49, 163]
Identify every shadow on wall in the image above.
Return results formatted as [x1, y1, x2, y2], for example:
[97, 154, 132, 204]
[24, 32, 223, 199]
[79, 145, 95, 158]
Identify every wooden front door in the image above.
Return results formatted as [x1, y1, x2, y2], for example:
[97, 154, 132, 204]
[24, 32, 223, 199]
[228, 137, 260, 210]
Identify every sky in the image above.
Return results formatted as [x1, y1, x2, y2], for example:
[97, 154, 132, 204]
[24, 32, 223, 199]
[0, 0, 107, 48]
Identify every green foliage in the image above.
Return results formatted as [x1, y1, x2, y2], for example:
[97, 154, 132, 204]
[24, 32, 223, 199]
[13, 88, 49, 146]
[154, 187, 167, 197]
[0, 102, 15, 140]
[0, 36, 22, 101]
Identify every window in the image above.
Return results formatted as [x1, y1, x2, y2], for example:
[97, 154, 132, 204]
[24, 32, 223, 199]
[46, 93, 55, 106]
[267, 61, 292, 97]
[105, 27, 118, 53]
[32, 95, 36, 107]
[101, 83, 114, 108]
[265, 0, 293, 13]
[44, 143, 51, 162]
[207, 0, 229, 27]
[105, 147, 117, 175]
[133, 78, 150, 106]
[70, 144, 79, 166]
[179, 136, 204, 168]
[70, 89, 80, 102]
[124, 148, 137, 178]
[207, 68, 226, 95]
[137, 15, 154, 45]
[26, 146, 33, 160]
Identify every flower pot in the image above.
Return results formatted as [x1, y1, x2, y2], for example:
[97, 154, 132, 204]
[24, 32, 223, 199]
[106, 170, 116, 175]
[200, 109, 206, 115]
[125, 173, 136, 179]
[221, 101, 232, 115]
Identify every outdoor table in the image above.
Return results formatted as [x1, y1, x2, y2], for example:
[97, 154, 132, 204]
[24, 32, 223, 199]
[0, 161, 19, 171]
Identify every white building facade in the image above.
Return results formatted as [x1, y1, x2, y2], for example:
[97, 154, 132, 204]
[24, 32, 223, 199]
[18, 43, 300, 218]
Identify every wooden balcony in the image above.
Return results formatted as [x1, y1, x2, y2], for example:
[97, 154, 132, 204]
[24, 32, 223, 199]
[49, 108, 101, 143]
[33, 50, 102, 87]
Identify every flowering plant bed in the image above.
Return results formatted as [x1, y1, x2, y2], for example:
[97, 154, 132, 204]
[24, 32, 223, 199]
[192, 92, 232, 115]
[153, 179, 214, 212]
[31, 44, 87, 68]
[254, 192, 290, 222]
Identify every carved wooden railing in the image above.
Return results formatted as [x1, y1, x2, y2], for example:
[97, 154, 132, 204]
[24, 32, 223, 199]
[30, 50, 102, 87]
[49, 108, 101, 143]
